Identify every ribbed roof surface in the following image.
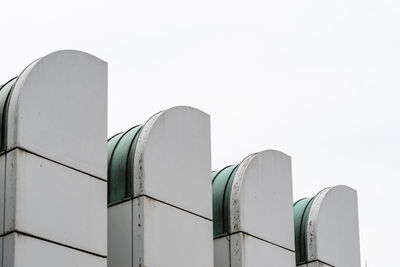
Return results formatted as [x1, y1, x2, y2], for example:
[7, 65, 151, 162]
[293, 196, 315, 265]
[0, 77, 17, 152]
[212, 164, 239, 237]
[107, 125, 143, 205]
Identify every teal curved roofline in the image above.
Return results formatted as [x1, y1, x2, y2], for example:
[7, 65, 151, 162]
[107, 125, 143, 205]
[212, 164, 239, 238]
[294, 187, 333, 265]
[0, 77, 18, 152]
[107, 110, 165, 206]
[293, 197, 315, 265]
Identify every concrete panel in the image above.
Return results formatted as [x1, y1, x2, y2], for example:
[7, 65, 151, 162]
[214, 236, 230, 267]
[108, 200, 132, 267]
[3, 233, 15, 267]
[0, 155, 5, 234]
[230, 233, 243, 267]
[307, 185, 361, 267]
[132, 197, 144, 267]
[4, 149, 107, 256]
[132, 196, 213, 267]
[231, 150, 294, 250]
[3, 233, 106, 267]
[230, 233, 295, 267]
[0, 236, 3, 267]
[134, 106, 212, 219]
[7, 50, 107, 179]
[4, 151, 17, 233]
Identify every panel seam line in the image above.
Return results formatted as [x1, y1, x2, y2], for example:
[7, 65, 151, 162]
[109, 194, 213, 222]
[0, 230, 107, 258]
[228, 231, 295, 253]
[1, 147, 107, 182]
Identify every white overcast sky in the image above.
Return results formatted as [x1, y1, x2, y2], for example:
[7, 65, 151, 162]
[1, 0, 399, 265]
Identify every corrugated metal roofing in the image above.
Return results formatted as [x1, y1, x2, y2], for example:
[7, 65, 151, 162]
[212, 164, 239, 238]
[0, 77, 17, 152]
[293, 196, 315, 265]
[107, 125, 143, 205]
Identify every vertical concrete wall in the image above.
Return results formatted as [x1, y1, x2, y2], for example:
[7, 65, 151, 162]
[293, 185, 361, 267]
[108, 106, 213, 267]
[213, 150, 296, 267]
[0, 50, 107, 267]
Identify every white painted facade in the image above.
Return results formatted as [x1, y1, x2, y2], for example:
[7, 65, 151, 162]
[108, 106, 213, 267]
[213, 150, 296, 267]
[306, 186, 361, 267]
[0, 50, 107, 267]
[0, 50, 361, 267]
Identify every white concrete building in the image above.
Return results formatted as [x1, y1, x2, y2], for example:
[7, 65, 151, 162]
[0, 50, 361, 267]
[107, 106, 213, 267]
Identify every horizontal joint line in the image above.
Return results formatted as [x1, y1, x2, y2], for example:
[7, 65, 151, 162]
[5, 147, 107, 182]
[230, 231, 295, 253]
[0, 230, 107, 258]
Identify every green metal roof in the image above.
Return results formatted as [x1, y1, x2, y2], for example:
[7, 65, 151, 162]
[293, 196, 315, 265]
[107, 125, 143, 205]
[107, 111, 164, 206]
[212, 164, 239, 238]
[0, 77, 17, 152]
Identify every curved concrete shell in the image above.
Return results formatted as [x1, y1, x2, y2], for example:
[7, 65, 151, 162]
[213, 150, 295, 267]
[107, 106, 213, 267]
[293, 185, 361, 267]
[2, 50, 107, 179]
[108, 106, 212, 218]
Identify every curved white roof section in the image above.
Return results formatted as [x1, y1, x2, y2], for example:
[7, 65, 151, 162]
[6, 50, 107, 179]
[134, 106, 212, 219]
[231, 150, 294, 250]
[212, 149, 294, 251]
[307, 185, 361, 267]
